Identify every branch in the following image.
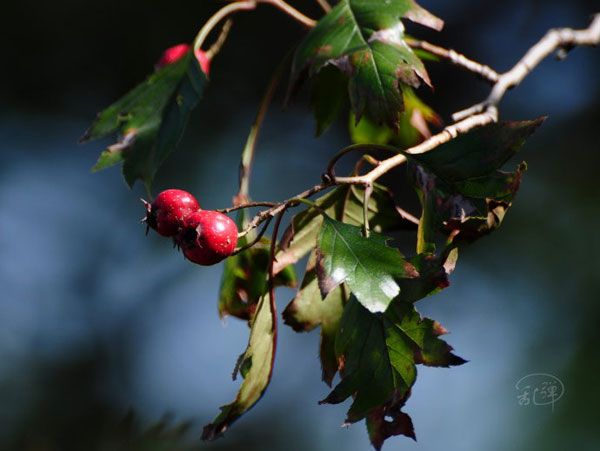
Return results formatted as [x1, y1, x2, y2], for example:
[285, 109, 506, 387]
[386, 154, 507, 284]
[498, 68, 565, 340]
[236, 15, 599, 239]
[406, 39, 499, 83]
[335, 107, 498, 185]
[453, 13, 600, 121]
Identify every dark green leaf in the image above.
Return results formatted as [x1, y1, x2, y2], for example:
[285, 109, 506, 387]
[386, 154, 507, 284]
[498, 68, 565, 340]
[275, 185, 415, 273]
[407, 118, 545, 251]
[310, 65, 348, 136]
[82, 52, 207, 192]
[367, 390, 415, 450]
[321, 296, 464, 428]
[316, 216, 418, 313]
[349, 87, 441, 147]
[397, 246, 458, 303]
[202, 289, 277, 440]
[290, 0, 442, 129]
[282, 252, 347, 385]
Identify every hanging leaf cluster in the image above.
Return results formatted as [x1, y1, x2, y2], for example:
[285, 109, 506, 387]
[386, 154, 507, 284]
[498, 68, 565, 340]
[80, 0, 549, 449]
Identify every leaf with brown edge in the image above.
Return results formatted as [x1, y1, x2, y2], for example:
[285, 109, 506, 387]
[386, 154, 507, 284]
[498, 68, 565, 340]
[202, 289, 276, 440]
[282, 251, 347, 385]
[407, 118, 544, 252]
[320, 296, 464, 439]
[367, 390, 415, 450]
[289, 0, 443, 129]
[397, 246, 459, 303]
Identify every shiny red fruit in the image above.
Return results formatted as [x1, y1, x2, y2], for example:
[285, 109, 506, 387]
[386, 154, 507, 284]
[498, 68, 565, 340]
[144, 189, 200, 237]
[156, 44, 211, 74]
[179, 210, 238, 266]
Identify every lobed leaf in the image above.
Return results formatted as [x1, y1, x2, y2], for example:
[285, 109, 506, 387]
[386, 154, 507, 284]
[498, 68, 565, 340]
[290, 0, 443, 129]
[316, 216, 418, 313]
[321, 297, 465, 436]
[407, 118, 545, 252]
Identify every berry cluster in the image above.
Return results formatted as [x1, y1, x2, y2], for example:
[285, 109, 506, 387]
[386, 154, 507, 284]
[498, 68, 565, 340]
[143, 189, 238, 266]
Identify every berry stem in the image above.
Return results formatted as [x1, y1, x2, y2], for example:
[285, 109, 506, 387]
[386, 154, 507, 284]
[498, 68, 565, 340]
[235, 60, 286, 205]
[258, 0, 316, 28]
[231, 216, 273, 255]
[193, 0, 316, 55]
[205, 19, 234, 60]
[193, 1, 257, 53]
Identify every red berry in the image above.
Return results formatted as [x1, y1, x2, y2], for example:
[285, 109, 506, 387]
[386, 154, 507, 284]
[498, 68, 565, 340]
[156, 44, 191, 68]
[144, 189, 200, 237]
[178, 210, 238, 265]
[156, 44, 211, 75]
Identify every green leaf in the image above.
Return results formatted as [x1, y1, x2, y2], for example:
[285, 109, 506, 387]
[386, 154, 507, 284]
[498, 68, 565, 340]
[81, 51, 207, 192]
[349, 87, 440, 147]
[316, 216, 418, 313]
[407, 118, 545, 251]
[202, 289, 277, 440]
[220, 211, 296, 321]
[282, 252, 347, 385]
[310, 65, 348, 136]
[321, 297, 465, 447]
[349, 112, 395, 145]
[290, 0, 443, 129]
[275, 185, 416, 273]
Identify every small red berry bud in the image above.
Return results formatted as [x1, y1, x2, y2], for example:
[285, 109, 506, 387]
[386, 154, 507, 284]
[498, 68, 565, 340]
[178, 210, 238, 265]
[194, 49, 211, 75]
[155, 44, 211, 75]
[156, 44, 191, 68]
[144, 189, 200, 237]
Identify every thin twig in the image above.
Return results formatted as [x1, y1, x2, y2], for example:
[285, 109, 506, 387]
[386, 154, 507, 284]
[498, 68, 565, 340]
[258, 0, 317, 28]
[326, 143, 400, 179]
[453, 13, 600, 121]
[315, 0, 331, 13]
[217, 201, 279, 214]
[194, 1, 257, 53]
[231, 216, 273, 255]
[239, 182, 334, 237]
[234, 61, 286, 205]
[406, 38, 499, 84]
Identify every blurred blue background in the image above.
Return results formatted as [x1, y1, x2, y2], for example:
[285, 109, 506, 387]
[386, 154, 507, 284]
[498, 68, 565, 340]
[1, 0, 599, 449]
